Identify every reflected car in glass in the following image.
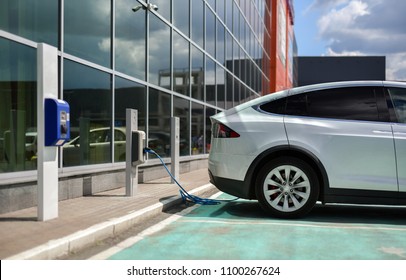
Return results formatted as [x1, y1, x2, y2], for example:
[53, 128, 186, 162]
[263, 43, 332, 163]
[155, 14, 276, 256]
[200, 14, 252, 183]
[63, 127, 126, 166]
[209, 81, 406, 218]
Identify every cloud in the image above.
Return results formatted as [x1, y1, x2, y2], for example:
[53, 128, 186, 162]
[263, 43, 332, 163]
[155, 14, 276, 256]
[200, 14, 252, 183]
[386, 52, 406, 80]
[318, 1, 369, 36]
[313, 0, 406, 81]
[305, 0, 350, 14]
[325, 48, 365, 56]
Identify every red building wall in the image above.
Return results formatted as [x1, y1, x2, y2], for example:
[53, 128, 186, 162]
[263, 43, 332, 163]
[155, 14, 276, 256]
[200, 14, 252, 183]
[266, 0, 295, 93]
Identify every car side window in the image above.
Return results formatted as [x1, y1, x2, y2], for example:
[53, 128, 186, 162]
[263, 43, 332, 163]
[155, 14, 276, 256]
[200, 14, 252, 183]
[388, 87, 406, 123]
[115, 130, 126, 141]
[90, 130, 108, 143]
[287, 87, 380, 122]
[286, 93, 307, 116]
[259, 97, 287, 114]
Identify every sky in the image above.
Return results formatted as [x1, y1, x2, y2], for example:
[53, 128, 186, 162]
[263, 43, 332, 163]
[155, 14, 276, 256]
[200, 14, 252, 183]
[293, 0, 406, 81]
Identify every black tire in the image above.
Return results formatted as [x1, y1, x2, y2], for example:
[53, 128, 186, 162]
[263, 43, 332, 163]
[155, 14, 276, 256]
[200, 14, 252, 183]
[255, 157, 319, 218]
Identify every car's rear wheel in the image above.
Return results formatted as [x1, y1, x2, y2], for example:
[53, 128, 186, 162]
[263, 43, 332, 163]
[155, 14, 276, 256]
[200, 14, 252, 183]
[255, 157, 319, 218]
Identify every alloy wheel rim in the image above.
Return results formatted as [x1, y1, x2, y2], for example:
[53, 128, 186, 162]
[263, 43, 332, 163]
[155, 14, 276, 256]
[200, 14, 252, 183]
[263, 165, 311, 212]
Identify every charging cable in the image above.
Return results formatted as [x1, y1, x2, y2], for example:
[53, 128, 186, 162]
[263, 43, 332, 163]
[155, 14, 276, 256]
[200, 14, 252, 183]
[144, 147, 239, 205]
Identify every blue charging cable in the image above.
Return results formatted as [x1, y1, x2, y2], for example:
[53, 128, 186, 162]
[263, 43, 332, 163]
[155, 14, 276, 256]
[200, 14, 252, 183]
[144, 147, 239, 205]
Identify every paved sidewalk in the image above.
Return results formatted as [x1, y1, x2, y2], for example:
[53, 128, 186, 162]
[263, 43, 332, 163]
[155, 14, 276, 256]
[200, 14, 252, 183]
[0, 168, 216, 260]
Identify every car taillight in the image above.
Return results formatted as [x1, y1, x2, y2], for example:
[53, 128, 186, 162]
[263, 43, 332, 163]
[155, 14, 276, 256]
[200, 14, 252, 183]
[213, 123, 240, 138]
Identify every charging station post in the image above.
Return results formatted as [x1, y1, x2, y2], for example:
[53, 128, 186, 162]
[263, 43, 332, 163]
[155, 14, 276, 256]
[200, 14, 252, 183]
[171, 117, 180, 184]
[125, 109, 146, 196]
[37, 43, 58, 221]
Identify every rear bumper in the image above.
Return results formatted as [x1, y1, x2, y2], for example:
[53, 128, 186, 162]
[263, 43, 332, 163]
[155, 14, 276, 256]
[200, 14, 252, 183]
[208, 169, 251, 199]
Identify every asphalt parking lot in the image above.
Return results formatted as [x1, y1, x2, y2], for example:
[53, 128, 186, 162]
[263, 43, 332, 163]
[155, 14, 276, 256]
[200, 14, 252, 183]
[91, 193, 406, 260]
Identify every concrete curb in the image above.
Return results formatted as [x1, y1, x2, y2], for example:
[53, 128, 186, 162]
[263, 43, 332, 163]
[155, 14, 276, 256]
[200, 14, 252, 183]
[6, 183, 215, 260]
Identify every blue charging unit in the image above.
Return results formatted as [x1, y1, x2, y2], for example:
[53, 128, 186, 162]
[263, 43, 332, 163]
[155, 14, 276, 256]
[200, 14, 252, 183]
[44, 98, 70, 146]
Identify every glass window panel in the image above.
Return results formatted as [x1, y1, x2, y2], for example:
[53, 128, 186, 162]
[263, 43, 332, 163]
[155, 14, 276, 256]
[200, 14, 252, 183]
[226, 72, 233, 109]
[173, 0, 189, 36]
[234, 80, 240, 105]
[241, 52, 247, 84]
[233, 2, 239, 38]
[217, 19, 225, 65]
[216, 0, 225, 22]
[192, 102, 204, 155]
[115, 0, 146, 80]
[0, 0, 58, 47]
[173, 97, 190, 156]
[191, 45, 204, 101]
[207, 0, 216, 9]
[191, 0, 204, 47]
[206, 57, 216, 106]
[152, 0, 171, 22]
[241, 85, 247, 103]
[0, 38, 37, 173]
[64, 0, 111, 67]
[226, 0, 233, 31]
[63, 60, 112, 167]
[205, 107, 216, 153]
[206, 9, 216, 58]
[149, 15, 170, 88]
[216, 66, 225, 109]
[148, 89, 171, 157]
[114, 77, 146, 162]
[173, 32, 190, 96]
[233, 40, 240, 79]
[240, 11, 246, 46]
[225, 31, 233, 73]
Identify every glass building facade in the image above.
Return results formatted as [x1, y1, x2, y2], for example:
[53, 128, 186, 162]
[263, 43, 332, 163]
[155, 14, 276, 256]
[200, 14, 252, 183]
[0, 0, 271, 176]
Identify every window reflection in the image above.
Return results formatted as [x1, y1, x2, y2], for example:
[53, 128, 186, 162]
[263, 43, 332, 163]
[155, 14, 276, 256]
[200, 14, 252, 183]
[64, 0, 111, 67]
[114, 77, 146, 162]
[63, 60, 112, 166]
[206, 9, 216, 58]
[205, 107, 216, 153]
[173, 32, 190, 96]
[206, 58, 216, 106]
[149, 15, 170, 88]
[233, 2, 239, 38]
[191, 0, 204, 47]
[192, 103, 204, 155]
[207, 0, 216, 9]
[173, 0, 189, 36]
[152, 0, 171, 22]
[149, 89, 171, 157]
[0, 39, 37, 173]
[191, 45, 204, 101]
[174, 97, 190, 156]
[216, 66, 225, 109]
[234, 79, 240, 105]
[217, 20, 225, 65]
[0, 0, 58, 47]
[216, 0, 225, 22]
[115, 0, 146, 80]
[226, 0, 233, 31]
[226, 72, 234, 109]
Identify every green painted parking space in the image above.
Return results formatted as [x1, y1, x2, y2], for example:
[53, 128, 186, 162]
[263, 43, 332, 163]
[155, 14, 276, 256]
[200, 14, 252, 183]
[109, 194, 406, 260]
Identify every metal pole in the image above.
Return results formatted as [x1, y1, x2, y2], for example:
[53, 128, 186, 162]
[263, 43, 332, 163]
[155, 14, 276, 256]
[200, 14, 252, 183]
[171, 117, 180, 184]
[126, 109, 138, 196]
[37, 43, 59, 221]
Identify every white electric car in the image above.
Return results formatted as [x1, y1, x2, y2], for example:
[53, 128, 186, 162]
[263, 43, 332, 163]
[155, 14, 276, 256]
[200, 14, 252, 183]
[209, 81, 406, 218]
